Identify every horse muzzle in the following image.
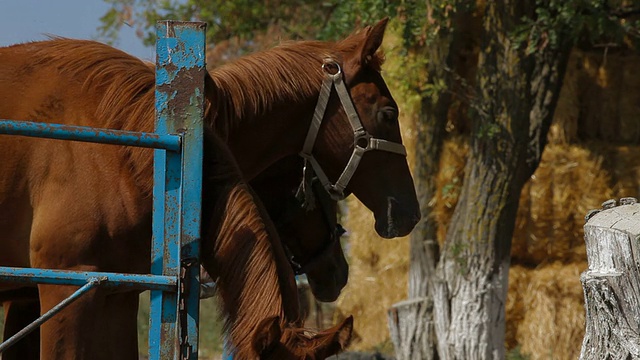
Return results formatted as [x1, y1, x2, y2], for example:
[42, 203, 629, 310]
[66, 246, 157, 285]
[374, 196, 421, 239]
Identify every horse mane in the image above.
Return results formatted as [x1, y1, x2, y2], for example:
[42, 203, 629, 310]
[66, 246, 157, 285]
[200, 131, 300, 359]
[30, 38, 156, 131]
[21, 28, 385, 188]
[207, 29, 385, 140]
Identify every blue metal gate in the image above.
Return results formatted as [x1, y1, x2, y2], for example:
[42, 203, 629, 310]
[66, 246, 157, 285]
[0, 21, 205, 360]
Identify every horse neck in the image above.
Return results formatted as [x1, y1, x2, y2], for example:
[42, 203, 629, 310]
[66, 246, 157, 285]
[200, 136, 300, 358]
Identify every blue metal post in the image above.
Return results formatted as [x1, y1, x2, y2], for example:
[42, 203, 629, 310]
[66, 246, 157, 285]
[151, 21, 205, 360]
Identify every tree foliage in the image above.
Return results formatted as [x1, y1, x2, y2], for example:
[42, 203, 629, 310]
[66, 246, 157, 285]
[99, 0, 401, 47]
[99, 0, 639, 59]
[513, 0, 640, 55]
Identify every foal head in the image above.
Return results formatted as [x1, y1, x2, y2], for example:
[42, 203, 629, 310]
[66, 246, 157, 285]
[252, 315, 353, 360]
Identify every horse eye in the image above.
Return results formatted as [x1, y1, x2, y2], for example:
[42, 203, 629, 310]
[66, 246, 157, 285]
[377, 106, 398, 123]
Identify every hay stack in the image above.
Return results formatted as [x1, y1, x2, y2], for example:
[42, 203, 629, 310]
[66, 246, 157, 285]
[506, 262, 587, 360]
[334, 196, 409, 351]
[511, 144, 613, 264]
[505, 265, 530, 349]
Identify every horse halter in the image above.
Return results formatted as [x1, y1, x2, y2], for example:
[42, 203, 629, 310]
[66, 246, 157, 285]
[298, 58, 407, 202]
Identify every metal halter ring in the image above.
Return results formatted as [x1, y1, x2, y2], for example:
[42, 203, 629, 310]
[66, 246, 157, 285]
[322, 60, 341, 77]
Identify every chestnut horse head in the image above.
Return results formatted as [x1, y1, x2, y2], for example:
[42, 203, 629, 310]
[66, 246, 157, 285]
[250, 155, 348, 302]
[207, 18, 420, 238]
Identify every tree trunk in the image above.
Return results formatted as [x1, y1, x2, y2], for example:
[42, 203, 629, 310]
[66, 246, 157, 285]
[429, 1, 571, 359]
[388, 297, 435, 360]
[389, 1, 572, 358]
[580, 198, 640, 360]
[388, 4, 476, 359]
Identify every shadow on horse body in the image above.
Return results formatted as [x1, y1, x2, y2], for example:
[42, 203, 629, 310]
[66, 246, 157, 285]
[0, 17, 416, 359]
[250, 155, 347, 303]
[0, 127, 352, 360]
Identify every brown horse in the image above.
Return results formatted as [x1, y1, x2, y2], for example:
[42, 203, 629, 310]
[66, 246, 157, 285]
[1, 154, 348, 359]
[201, 130, 353, 359]
[0, 17, 414, 358]
[0, 49, 349, 360]
[0, 129, 352, 360]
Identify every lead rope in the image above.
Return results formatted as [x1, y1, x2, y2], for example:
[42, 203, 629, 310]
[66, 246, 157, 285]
[295, 159, 317, 210]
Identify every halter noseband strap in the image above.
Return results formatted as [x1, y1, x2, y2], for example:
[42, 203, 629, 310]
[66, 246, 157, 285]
[299, 59, 407, 202]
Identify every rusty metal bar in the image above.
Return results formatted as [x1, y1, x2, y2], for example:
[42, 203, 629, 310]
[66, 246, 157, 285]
[0, 277, 102, 354]
[0, 120, 181, 151]
[0, 266, 177, 292]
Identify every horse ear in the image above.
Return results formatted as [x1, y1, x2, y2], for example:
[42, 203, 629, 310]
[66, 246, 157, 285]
[359, 17, 389, 65]
[252, 316, 281, 356]
[318, 315, 354, 357]
[335, 315, 354, 349]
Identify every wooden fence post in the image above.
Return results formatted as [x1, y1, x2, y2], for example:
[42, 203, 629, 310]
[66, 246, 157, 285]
[580, 197, 640, 359]
[387, 297, 435, 360]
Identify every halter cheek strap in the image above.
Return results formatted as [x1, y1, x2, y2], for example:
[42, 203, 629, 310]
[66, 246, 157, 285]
[299, 59, 407, 202]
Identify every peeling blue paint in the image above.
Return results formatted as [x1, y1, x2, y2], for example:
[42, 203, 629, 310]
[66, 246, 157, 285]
[170, 27, 205, 70]
[151, 20, 205, 360]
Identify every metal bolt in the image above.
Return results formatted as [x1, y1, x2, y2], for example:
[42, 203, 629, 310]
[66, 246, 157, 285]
[620, 197, 638, 205]
[601, 199, 617, 209]
[585, 209, 601, 222]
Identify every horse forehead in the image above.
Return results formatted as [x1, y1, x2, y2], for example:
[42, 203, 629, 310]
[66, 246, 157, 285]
[350, 73, 395, 106]
[283, 327, 320, 343]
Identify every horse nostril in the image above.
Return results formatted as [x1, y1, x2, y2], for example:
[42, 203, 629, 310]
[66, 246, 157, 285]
[335, 224, 346, 237]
